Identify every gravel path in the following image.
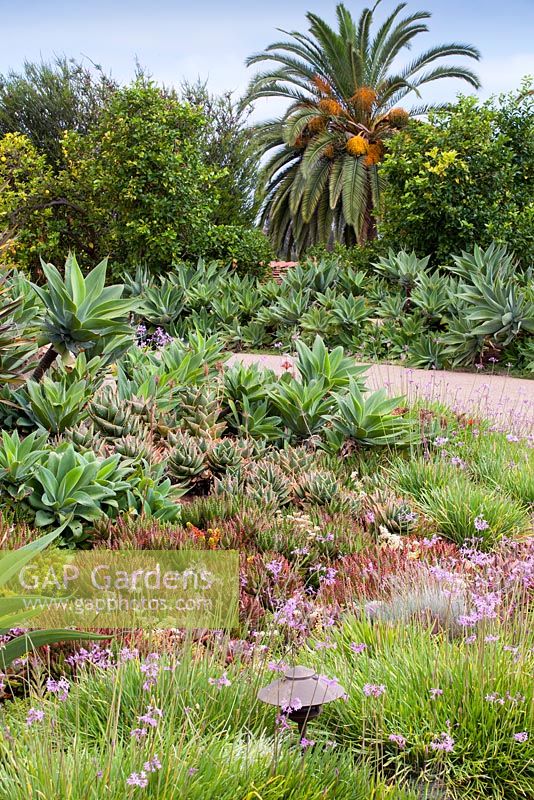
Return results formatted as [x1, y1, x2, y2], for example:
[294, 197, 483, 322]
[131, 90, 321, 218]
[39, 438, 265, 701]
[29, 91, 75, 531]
[226, 353, 534, 434]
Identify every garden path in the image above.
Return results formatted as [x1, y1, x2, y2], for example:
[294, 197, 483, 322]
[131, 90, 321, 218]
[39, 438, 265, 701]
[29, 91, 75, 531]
[226, 353, 534, 434]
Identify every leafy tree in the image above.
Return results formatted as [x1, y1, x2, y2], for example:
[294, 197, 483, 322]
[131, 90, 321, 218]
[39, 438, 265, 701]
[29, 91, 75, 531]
[379, 86, 534, 265]
[55, 80, 223, 273]
[181, 80, 259, 226]
[0, 133, 58, 271]
[0, 57, 117, 167]
[245, 0, 480, 257]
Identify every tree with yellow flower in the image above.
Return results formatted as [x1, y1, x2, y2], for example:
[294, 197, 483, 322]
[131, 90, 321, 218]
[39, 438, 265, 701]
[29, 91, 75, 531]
[245, 1, 481, 256]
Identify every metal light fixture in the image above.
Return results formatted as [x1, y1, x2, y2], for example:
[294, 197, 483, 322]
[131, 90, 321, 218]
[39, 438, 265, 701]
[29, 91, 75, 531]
[258, 665, 346, 740]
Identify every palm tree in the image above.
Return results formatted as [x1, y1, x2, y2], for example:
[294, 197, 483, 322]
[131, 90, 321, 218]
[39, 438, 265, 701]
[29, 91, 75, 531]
[245, 1, 481, 256]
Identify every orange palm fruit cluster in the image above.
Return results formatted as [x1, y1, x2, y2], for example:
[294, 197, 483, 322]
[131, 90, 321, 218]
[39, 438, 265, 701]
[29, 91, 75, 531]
[388, 107, 410, 127]
[323, 143, 335, 159]
[318, 97, 344, 116]
[308, 116, 327, 133]
[351, 86, 377, 110]
[346, 134, 369, 157]
[364, 141, 385, 165]
[312, 74, 334, 96]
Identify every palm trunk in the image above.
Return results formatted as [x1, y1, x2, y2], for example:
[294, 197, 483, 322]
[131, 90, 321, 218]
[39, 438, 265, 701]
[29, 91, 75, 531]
[360, 177, 377, 244]
[32, 345, 58, 381]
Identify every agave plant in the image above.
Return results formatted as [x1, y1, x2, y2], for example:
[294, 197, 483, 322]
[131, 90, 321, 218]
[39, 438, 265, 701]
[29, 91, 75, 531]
[27, 445, 119, 542]
[223, 362, 276, 414]
[131, 466, 184, 522]
[210, 295, 241, 326]
[373, 249, 430, 295]
[0, 429, 48, 501]
[330, 294, 370, 336]
[227, 397, 283, 441]
[299, 307, 336, 341]
[19, 377, 91, 434]
[122, 263, 152, 298]
[295, 335, 368, 389]
[460, 279, 534, 347]
[448, 242, 520, 284]
[282, 261, 338, 295]
[270, 375, 333, 439]
[31, 255, 135, 380]
[442, 314, 485, 367]
[257, 290, 312, 328]
[338, 267, 367, 295]
[410, 272, 453, 325]
[327, 380, 412, 447]
[0, 272, 38, 385]
[406, 335, 448, 370]
[162, 331, 225, 374]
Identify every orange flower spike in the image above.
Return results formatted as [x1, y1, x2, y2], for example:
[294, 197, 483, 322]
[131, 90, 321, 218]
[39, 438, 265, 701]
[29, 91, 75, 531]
[187, 523, 206, 540]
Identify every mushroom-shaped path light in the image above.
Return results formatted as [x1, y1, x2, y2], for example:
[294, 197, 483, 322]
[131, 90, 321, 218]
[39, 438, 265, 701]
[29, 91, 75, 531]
[257, 665, 346, 741]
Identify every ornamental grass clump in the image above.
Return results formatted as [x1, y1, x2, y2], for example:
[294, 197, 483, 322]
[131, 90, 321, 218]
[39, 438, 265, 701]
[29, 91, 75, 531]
[308, 612, 533, 800]
[0, 645, 416, 800]
[419, 480, 529, 548]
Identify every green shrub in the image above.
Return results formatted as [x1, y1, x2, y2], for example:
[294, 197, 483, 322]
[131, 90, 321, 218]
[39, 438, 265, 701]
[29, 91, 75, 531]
[379, 90, 534, 266]
[203, 225, 273, 278]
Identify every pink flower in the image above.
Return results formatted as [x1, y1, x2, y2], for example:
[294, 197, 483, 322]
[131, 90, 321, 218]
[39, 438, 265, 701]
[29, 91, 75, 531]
[513, 732, 528, 743]
[138, 705, 163, 728]
[281, 697, 302, 713]
[430, 687, 443, 699]
[46, 677, 70, 701]
[275, 713, 291, 732]
[474, 515, 489, 532]
[208, 672, 231, 689]
[131, 727, 148, 740]
[143, 755, 162, 773]
[268, 661, 287, 672]
[350, 642, 367, 655]
[26, 708, 44, 726]
[140, 653, 160, 691]
[389, 733, 406, 749]
[126, 771, 148, 788]
[266, 559, 284, 580]
[430, 732, 455, 752]
[300, 737, 315, 749]
[363, 683, 386, 698]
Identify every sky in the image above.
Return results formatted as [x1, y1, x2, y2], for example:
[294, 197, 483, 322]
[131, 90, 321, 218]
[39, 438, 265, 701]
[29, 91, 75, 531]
[1, 0, 533, 119]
